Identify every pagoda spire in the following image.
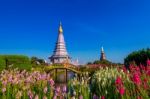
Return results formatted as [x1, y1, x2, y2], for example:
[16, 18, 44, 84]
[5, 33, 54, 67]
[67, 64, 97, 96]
[58, 22, 63, 33]
[101, 46, 104, 53]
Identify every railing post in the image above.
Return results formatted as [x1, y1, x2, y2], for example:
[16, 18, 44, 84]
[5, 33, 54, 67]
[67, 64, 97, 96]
[66, 69, 68, 83]
[55, 69, 57, 83]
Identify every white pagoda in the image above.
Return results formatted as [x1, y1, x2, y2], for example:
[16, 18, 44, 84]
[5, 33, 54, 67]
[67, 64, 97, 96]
[50, 22, 71, 64]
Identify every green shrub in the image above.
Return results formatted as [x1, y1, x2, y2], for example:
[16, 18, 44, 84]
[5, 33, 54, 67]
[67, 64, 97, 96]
[91, 67, 128, 98]
[93, 60, 112, 65]
[0, 56, 6, 70]
[0, 55, 31, 70]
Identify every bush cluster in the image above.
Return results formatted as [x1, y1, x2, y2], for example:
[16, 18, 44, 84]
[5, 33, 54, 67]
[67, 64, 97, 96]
[124, 48, 150, 68]
[0, 55, 31, 70]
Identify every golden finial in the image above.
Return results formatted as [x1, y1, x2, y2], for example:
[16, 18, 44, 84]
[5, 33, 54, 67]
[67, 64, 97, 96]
[58, 22, 63, 33]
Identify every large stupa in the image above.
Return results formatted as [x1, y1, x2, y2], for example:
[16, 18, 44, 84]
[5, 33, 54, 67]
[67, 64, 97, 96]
[50, 22, 71, 64]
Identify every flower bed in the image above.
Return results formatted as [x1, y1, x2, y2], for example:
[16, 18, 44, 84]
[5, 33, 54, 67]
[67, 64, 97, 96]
[1, 63, 150, 99]
[0, 68, 55, 99]
[91, 64, 150, 99]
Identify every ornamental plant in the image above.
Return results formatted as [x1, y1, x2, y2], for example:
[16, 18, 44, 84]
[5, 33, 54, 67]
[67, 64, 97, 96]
[67, 72, 91, 99]
[91, 67, 129, 99]
[91, 60, 150, 99]
[1, 60, 150, 99]
[0, 68, 54, 99]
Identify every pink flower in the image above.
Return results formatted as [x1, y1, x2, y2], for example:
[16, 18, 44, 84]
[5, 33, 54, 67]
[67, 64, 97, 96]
[137, 96, 143, 99]
[133, 73, 141, 85]
[29, 95, 33, 99]
[143, 78, 149, 90]
[119, 87, 125, 95]
[27, 90, 33, 99]
[8, 76, 13, 82]
[49, 79, 54, 86]
[62, 85, 67, 93]
[115, 76, 123, 85]
[2, 87, 6, 93]
[93, 94, 99, 99]
[2, 80, 7, 86]
[53, 95, 57, 99]
[43, 96, 47, 99]
[147, 59, 150, 66]
[44, 87, 47, 94]
[147, 70, 150, 76]
[101, 96, 105, 99]
[122, 66, 127, 73]
[41, 74, 46, 80]
[34, 95, 39, 99]
[115, 76, 125, 95]
[79, 95, 83, 99]
[55, 86, 60, 96]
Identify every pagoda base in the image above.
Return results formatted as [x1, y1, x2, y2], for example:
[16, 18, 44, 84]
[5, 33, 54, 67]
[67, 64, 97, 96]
[50, 56, 71, 64]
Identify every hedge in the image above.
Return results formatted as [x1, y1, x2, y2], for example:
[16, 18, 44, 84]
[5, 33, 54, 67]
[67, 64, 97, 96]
[0, 56, 6, 70]
[0, 55, 31, 70]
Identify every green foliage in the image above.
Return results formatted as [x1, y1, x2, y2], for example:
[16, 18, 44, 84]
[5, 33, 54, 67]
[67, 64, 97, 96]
[87, 59, 123, 66]
[0, 56, 6, 71]
[91, 67, 128, 98]
[0, 55, 31, 70]
[67, 72, 91, 99]
[93, 60, 112, 65]
[124, 48, 150, 68]
[31, 57, 38, 64]
[87, 59, 123, 68]
[87, 62, 92, 65]
[31, 56, 46, 67]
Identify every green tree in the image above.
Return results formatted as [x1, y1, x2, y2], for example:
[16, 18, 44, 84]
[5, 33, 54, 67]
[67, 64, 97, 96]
[31, 56, 46, 67]
[124, 48, 150, 69]
[31, 57, 38, 64]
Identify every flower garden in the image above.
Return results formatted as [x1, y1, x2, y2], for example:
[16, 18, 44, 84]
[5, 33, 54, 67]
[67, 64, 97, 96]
[0, 59, 150, 99]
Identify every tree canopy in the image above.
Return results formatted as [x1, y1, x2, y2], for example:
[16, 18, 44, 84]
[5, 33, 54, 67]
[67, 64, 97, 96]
[124, 48, 150, 68]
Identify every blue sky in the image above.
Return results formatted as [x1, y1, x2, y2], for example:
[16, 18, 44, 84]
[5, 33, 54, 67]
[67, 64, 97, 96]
[0, 0, 150, 64]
